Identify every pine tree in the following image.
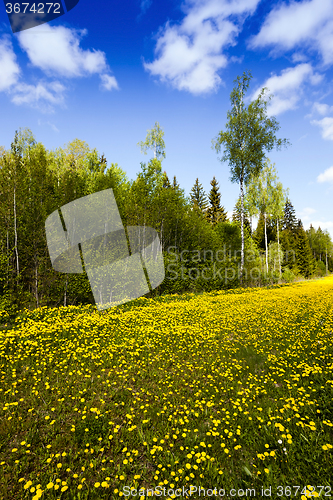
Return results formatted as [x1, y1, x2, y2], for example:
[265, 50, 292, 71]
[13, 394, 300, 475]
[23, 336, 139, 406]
[190, 178, 208, 214]
[206, 177, 228, 225]
[283, 198, 298, 231]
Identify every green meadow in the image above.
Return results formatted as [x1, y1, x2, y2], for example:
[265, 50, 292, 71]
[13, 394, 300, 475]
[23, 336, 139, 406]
[1, 277, 333, 499]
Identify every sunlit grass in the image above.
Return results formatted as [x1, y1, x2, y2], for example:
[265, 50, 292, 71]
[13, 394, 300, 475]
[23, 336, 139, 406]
[1, 277, 333, 499]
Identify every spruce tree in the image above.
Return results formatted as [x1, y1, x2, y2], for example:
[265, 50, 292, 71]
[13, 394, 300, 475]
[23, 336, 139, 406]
[162, 171, 171, 188]
[296, 219, 315, 277]
[206, 177, 228, 225]
[306, 224, 316, 259]
[190, 178, 208, 214]
[283, 198, 298, 231]
[172, 175, 180, 189]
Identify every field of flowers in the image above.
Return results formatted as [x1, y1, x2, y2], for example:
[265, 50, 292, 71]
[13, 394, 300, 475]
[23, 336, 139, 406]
[1, 277, 333, 499]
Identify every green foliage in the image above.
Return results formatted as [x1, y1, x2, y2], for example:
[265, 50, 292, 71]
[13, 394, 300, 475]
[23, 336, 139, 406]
[283, 198, 298, 231]
[316, 260, 326, 277]
[0, 122, 331, 318]
[268, 241, 283, 273]
[253, 212, 275, 251]
[190, 178, 208, 215]
[296, 221, 315, 278]
[211, 71, 290, 186]
[212, 70, 290, 284]
[281, 267, 296, 283]
[232, 196, 251, 234]
[137, 121, 166, 161]
[205, 176, 228, 225]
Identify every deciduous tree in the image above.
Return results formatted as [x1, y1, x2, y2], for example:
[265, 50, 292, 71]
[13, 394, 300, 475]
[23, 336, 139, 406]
[212, 70, 290, 284]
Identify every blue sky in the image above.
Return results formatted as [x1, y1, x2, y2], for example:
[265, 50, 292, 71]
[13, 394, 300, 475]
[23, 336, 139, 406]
[1, 0, 333, 237]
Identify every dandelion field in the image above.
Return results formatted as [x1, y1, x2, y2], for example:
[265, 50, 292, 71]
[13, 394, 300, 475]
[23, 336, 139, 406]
[1, 277, 333, 499]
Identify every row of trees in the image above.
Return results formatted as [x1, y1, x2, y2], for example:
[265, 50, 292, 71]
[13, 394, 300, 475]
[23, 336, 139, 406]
[191, 170, 332, 281]
[0, 70, 332, 317]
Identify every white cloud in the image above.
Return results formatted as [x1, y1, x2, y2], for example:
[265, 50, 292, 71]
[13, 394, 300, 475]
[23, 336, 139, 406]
[100, 73, 119, 91]
[0, 36, 21, 91]
[10, 81, 66, 111]
[298, 207, 316, 220]
[16, 24, 115, 80]
[291, 53, 308, 63]
[1, 25, 118, 111]
[38, 119, 59, 132]
[312, 101, 333, 115]
[143, 0, 260, 94]
[317, 165, 333, 183]
[248, 0, 333, 65]
[140, 0, 152, 15]
[303, 220, 333, 232]
[251, 64, 323, 115]
[311, 117, 333, 140]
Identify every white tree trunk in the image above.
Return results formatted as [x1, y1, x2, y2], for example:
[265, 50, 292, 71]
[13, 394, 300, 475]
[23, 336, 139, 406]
[240, 179, 245, 286]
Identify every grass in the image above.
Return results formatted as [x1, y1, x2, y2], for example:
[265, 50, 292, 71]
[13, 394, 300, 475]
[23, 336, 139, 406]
[0, 277, 333, 499]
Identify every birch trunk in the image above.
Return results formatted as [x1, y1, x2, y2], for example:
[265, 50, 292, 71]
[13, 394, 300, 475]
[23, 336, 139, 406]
[240, 177, 244, 286]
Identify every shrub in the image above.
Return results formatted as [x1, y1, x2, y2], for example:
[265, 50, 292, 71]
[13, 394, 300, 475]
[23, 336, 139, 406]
[282, 267, 296, 283]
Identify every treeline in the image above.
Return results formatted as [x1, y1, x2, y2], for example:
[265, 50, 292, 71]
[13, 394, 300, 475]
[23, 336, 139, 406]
[0, 127, 332, 318]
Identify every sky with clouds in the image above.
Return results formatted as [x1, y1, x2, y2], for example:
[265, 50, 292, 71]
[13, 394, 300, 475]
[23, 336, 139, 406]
[1, 0, 333, 237]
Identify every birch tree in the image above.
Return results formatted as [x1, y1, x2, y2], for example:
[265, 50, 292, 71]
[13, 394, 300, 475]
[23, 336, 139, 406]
[137, 121, 166, 162]
[270, 175, 289, 276]
[246, 160, 288, 275]
[212, 70, 290, 285]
